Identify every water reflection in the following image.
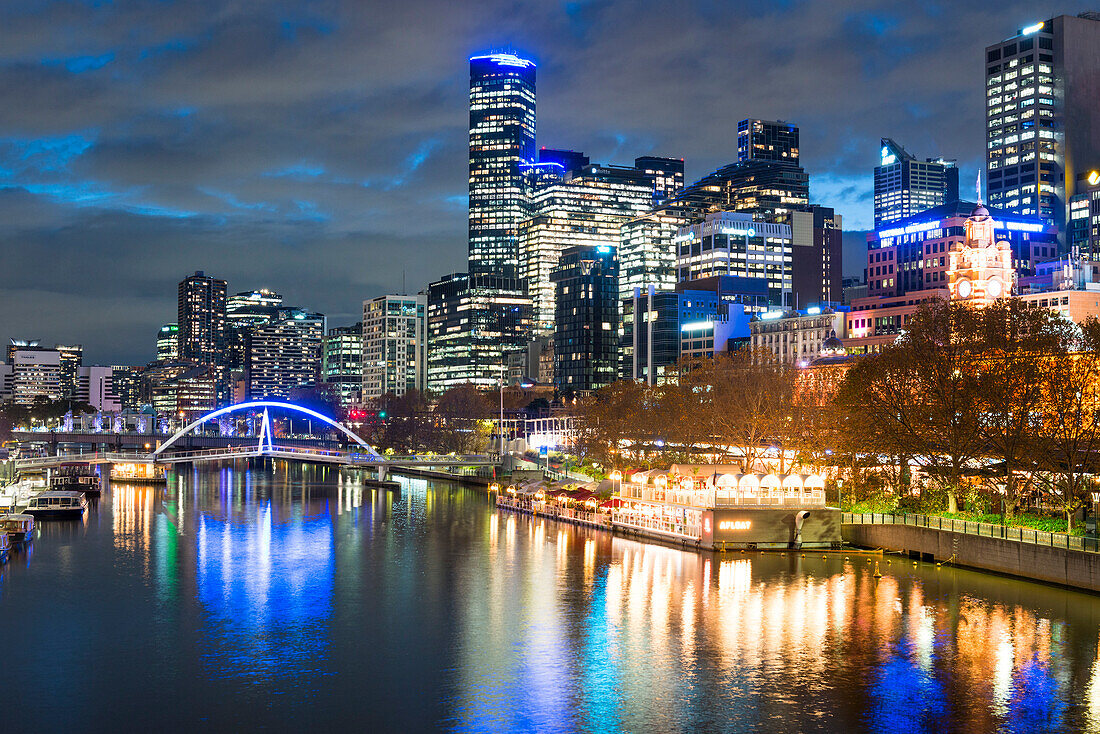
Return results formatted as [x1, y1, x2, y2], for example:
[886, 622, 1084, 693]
[1, 466, 1099, 732]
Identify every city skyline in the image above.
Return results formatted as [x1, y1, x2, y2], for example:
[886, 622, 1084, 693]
[1, 0, 1094, 363]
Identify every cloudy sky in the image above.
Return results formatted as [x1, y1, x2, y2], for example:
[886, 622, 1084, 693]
[0, 0, 1085, 364]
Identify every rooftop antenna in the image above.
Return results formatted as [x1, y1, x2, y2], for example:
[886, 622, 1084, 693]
[402, 269, 406, 295]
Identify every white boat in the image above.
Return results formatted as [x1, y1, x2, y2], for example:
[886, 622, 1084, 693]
[0, 514, 35, 544]
[0, 478, 47, 512]
[25, 491, 88, 520]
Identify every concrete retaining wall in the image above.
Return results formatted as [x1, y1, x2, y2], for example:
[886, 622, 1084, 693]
[844, 523, 1100, 593]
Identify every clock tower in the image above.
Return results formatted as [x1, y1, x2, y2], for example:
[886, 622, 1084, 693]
[947, 203, 1014, 304]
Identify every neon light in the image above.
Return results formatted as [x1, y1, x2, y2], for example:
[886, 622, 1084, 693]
[1022, 22, 1044, 35]
[681, 320, 714, 331]
[152, 401, 379, 458]
[718, 520, 751, 531]
[673, 232, 695, 243]
[469, 53, 534, 68]
[1088, 170, 1100, 186]
[880, 146, 896, 166]
[719, 227, 756, 237]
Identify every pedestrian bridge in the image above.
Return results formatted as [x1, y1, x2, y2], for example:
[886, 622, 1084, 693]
[15, 401, 501, 478]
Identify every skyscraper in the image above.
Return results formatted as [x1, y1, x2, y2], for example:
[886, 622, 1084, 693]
[245, 308, 325, 400]
[361, 295, 427, 401]
[874, 138, 959, 228]
[177, 271, 227, 366]
[156, 323, 179, 362]
[322, 322, 363, 408]
[426, 273, 532, 391]
[519, 164, 654, 334]
[985, 14, 1100, 236]
[468, 52, 536, 278]
[737, 119, 800, 163]
[552, 246, 619, 394]
[634, 156, 685, 203]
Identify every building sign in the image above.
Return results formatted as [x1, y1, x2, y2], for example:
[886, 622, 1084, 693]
[718, 520, 752, 531]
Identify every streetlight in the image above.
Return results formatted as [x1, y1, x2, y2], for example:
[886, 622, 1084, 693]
[610, 470, 622, 498]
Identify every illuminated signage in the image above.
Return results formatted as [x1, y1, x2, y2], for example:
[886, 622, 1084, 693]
[469, 53, 535, 68]
[880, 146, 896, 166]
[1089, 170, 1100, 186]
[673, 232, 696, 243]
[718, 520, 752, 531]
[719, 227, 756, 237]
[760, 311, 785, 320]
[1022, 21, 1044, 35]
[877, 219, 1045, 239]
[681, 320, 714, 331]
[596, 245, 612, 254]
[806, 306, 821, 315]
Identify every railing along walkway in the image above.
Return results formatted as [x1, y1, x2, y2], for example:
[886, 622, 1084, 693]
[844, 512, 1100, 554]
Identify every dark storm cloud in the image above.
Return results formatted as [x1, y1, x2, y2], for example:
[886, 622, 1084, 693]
[0, 0, 1089, 363]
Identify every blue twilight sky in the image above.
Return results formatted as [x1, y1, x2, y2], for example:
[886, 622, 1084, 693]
[0, 0, 1090, 364]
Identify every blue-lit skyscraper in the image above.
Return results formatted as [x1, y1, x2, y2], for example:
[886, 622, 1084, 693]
[468, 52, 536, 278]
[874, 138, 959, 228]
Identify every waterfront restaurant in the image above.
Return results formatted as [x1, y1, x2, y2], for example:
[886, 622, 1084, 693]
[612, 465, 841, 550]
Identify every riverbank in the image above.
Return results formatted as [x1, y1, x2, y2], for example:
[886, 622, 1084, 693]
[844, 512, 1100, 594]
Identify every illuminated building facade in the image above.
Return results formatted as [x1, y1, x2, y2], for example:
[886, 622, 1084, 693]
[426, 273, 532, 391]
[177, 271, 227, 366]
[865, 200, 1058, 299]
[675, 212, 793, 307]
[946, 204, 1015, 304]
[552, 246, 619, 394]
[519, 165, 653, 334]
[156, 323, 178, 362]
[1, 344, 61, 404]
[361, 295, 427, 401]
[322, 322, 363, 408]
[618, 210, 688, 303]
[750, 307, 848, 365]
[985, 14, 1100, 235]
[245, 309, 325, 400]
[111, 366, 144, 412]
[874, 138, 959, 228]
[468, 52, 536, 279]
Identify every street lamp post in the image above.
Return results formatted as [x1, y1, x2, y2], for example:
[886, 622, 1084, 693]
[499, 364, 506, 459]
[610, 470, 622, 499]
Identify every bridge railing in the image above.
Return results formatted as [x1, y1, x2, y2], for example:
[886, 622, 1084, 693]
[15, 451, 152, 469]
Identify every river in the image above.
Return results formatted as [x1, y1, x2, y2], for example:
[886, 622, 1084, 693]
[3, 465, 1100, 732]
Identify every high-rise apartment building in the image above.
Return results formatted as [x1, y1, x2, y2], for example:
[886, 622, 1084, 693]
[1, 343, 61, 405]
[177, 271, 227, 366]
[874, 138, 959, 227]
[788, 205, 844, 306]
[156, 323, 178, 362]
[468, 52, 536, 278]
[74, 366, 120, 412]
[111, 366, 144, 412]
[225, 289, 284, 372]
[245, 308, 325, 400]
[737, 119, 800, 163]
[3, 340, 81, 401]
[519, 164, 654, 334]
[985, 14, 1100, 236]
[322, 323, 363, 408]
[552, 246, 619, 394]
[361, 295, 427, 401]
[426, 274, 532, 391]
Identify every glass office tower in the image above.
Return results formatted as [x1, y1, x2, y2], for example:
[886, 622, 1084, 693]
[468, 52, 536, 278]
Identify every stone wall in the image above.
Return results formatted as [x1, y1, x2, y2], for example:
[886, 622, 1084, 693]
[844, 523, 1100, 593]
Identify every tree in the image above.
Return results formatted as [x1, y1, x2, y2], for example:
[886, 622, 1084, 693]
[575, 380, 652, 468]
[972, 300, 1073, 518]
[1034, 319, 1100, 532]
[681, 350, 796, 473]
[839, 300, 986, 513]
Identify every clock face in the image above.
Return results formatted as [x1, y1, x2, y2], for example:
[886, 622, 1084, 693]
[957, 279, 972, 298]
[987, 278, 1003, 298]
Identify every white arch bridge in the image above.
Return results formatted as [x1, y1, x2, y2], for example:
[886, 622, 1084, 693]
[17, 401, 501, 481]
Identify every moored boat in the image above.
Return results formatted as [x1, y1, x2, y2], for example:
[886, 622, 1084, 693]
[25, 491, 88, 520]
[0, 532, 10, 563]
[51, 463, 101, 495]
[0, 514, 35, 544]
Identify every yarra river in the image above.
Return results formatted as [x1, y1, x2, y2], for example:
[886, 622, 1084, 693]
[3, 467, 1100, 732]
